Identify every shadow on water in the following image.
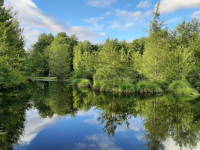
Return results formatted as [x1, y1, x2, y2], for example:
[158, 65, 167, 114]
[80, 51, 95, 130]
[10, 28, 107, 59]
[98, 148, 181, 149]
[1, 81, 200, 150]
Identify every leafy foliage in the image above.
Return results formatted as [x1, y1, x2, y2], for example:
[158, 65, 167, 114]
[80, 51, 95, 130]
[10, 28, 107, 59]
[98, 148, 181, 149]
[78, 79, 91, 87]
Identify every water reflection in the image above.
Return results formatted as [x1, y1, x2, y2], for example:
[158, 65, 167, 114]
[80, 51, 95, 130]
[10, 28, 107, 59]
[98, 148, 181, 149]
[1, 81, 200, 150]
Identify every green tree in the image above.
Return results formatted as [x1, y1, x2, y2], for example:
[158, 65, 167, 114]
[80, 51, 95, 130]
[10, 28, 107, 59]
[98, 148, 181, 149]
[28, 33, 54, 77]
[94, 39, 133, 82]
[0, 1, 26, 88]
[49, 37, 71, 79]
[73, 41, 97, 80]
[129, 37, 146, 55]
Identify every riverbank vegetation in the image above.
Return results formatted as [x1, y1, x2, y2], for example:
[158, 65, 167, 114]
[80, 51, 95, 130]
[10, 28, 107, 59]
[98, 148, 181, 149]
[0, 1, 200, 97]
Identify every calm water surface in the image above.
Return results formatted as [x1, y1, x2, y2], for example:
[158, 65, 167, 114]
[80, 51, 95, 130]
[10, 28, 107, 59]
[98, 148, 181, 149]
[1, 81, 200, 150]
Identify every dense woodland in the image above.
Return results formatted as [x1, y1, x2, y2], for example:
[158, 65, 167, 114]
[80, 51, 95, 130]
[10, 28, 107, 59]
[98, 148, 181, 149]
[1, 0, 200, 95]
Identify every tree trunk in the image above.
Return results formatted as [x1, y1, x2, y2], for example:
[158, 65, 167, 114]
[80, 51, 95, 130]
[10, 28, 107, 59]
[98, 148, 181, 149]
[154, 97, 156, 122]
[155, 58, 157, 82]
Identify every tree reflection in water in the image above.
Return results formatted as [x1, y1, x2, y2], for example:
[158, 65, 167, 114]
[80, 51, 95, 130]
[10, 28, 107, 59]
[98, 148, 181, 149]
[1, 81, 200, 149]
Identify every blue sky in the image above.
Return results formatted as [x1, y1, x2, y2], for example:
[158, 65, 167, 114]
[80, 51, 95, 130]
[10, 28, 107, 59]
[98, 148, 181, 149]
[5, 0, 200, 47]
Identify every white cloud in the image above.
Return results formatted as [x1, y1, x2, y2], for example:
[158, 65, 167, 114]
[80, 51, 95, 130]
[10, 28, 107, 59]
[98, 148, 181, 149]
[84, 17, 104, 30]
[137, 0, 151, 8]
[126, 39, 135, 43]
[192, 10, 200, 19]
[156, 0, 200, 14]
[77, 107, 98, 116]
[108, 20, 134, 31]
[23, 27, 41, 47]
[125, 4, 131, 7]
[105, 11, 111, 16]
[5, 0, 106, 46]
[19, 109, 63, 145]
[163, 137, 200, 150]
[83, 112, 99, 125]
[115, 117, 144, 133]
[109, 8, 150, 31]
[166, 17, 181, 24]
[86, 134, 123, 150]
[135, 134, 143, 141]
[87, 0, 117, 8]
[145, 10, 152, 16]
[19, 107, 99, 145]
[115, 9, 143, 21]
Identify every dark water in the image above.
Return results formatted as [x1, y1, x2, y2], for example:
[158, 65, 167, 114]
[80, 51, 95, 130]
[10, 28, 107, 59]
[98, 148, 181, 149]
[1, 81, 200, 150]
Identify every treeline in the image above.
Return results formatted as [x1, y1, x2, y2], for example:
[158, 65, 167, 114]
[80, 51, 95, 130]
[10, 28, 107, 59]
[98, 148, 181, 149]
[1, 1, 200, 94]
[27, 4, 200, 89]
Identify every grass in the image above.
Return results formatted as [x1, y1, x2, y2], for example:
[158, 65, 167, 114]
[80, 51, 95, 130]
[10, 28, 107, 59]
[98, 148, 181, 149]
[93, 80, 162, 93]
[168, 81, 199, 97]
[78, 79, 91, 87]
[136, 81, 163, 93]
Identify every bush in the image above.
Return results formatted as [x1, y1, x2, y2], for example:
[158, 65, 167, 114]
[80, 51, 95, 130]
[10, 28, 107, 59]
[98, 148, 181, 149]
[176, 88, 199, 97]
[72, 79, 82, 86]
[136, 81, 163, 93]
[154, 81, 170, 92]
[168, 81, 190, 92]
[118, 83, 136, 93]
[93, 81, 101, 90]
[124, 83, 136, 93]
[100, 80, 113, 92]
[168, 80, 199, 97]
[118, 83, 127, 93]
[78, 79, 91, 87]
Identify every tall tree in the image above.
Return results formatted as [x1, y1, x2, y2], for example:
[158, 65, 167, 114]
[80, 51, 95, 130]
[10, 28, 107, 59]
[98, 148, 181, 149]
[0, 1, 27, 88]
[138, 3, 169, 81]
[49, 36, 71, 79]
[27, 33, 54, 77]
[73, 41, 97, 80]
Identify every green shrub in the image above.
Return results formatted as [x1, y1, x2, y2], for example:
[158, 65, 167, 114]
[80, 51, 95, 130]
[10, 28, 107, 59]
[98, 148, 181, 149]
[154, 81, 170, 92]
[125, 83, 136, 93]
[168, 81, 190, 92]
[176, 88, 199, 97]
[118, 83, 136, 93]
[148, 82, 163, 93]
[78, 79, 91, 87]
[100, 80, 113, 92]
[118, 83, 127, 93]
[136, 81, 163, 93]
[72, 79, 82, 86]
[93, 81, 101, 90]
[194, 82, 200, 88]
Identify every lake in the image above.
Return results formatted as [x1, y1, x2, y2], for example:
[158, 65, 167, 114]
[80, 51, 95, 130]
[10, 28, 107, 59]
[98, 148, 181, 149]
[1, 81, 200, 150]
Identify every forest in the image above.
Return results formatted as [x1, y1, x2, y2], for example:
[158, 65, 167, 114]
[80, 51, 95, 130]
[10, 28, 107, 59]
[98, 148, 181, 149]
[1, 0, 200, 97]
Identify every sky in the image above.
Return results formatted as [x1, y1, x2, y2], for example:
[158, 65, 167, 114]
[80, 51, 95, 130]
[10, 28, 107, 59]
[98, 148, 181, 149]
[4, 0, 200, 47]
